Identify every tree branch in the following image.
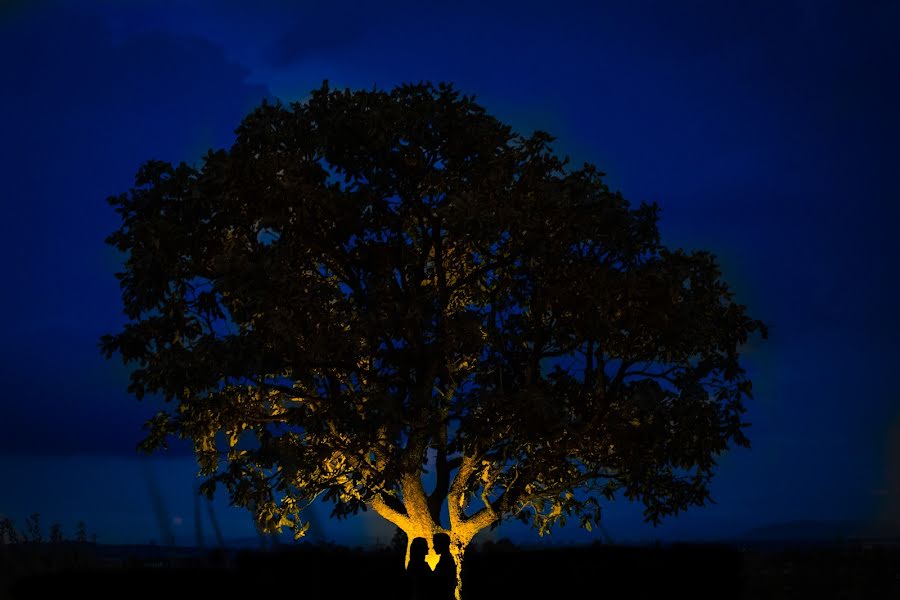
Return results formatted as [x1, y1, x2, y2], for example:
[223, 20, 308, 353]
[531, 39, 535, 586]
[446, 255, 515, 292]
[447, 454, 477, 530]
[370, 492, 410, 531]
[623, 366, 679, 384]
[609, 359, 634, 392]
[583, 339, 595, 395]
[428, 415, 451, 523]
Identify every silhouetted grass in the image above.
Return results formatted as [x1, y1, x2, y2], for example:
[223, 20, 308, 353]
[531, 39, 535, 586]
[3, 540, 898, 599]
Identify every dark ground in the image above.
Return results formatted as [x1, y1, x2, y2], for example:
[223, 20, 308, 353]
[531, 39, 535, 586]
[2, 539, 898, 599]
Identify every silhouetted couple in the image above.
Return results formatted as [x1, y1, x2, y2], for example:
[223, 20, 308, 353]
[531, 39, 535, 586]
[406, 534, 455, 600]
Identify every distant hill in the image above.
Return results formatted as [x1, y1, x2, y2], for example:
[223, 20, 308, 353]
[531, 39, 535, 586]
[737, 519, 900, 542]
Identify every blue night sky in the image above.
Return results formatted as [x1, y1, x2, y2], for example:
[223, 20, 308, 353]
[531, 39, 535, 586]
[1, 0, 898, 548]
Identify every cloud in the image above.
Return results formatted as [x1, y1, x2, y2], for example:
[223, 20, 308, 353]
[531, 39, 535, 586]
[264, 4, 369, 67]
[0, 4, 271, 455]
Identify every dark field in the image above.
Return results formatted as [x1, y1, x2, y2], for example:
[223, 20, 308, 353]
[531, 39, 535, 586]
[2, 540, 898, 600]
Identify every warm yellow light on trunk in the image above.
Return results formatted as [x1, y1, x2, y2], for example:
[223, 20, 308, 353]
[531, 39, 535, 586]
[425, 548, 441, 571]
[369, 455, 496, 600]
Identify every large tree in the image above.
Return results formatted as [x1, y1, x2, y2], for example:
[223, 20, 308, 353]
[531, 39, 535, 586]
[102, 81, 766, 599]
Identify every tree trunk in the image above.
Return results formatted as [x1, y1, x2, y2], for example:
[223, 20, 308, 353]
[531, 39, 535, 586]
[448, 539, 467, 600]
[370, 457, 492, 600]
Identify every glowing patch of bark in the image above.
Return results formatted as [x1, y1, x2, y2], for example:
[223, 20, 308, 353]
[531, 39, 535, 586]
[425, 548, 441, 570]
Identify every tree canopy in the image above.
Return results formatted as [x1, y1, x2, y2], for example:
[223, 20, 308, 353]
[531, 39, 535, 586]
[102, 80, 766, 599]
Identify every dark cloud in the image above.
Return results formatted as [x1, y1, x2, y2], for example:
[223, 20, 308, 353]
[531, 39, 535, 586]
[0, 5, 270, 455]
[264, 4, 369, 67]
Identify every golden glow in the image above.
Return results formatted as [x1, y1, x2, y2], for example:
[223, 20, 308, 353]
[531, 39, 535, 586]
[425, 548, 441, 571]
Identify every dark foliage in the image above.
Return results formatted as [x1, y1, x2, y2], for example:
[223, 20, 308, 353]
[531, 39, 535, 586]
[101, 80, 765, 547]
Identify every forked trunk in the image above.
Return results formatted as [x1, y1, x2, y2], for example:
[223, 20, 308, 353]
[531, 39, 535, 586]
[369, 459, 495, 600]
